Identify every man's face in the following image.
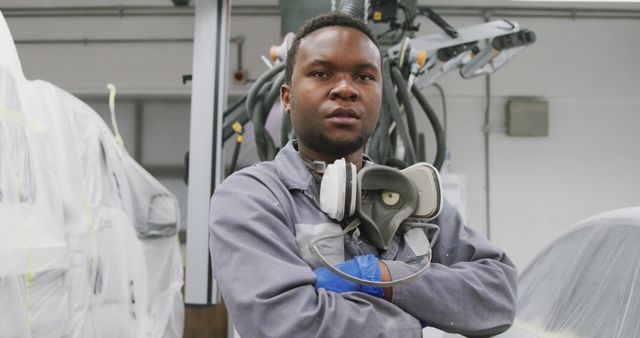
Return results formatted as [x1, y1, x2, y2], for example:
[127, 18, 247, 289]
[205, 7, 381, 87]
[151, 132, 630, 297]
[281, 26, 382, 158]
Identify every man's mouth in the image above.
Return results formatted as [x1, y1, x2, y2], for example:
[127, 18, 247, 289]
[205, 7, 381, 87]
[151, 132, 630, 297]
[328, 107, 360, 119]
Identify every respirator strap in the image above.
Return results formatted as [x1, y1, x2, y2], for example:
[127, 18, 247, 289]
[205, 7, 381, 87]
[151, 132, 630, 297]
[310, 221, 439, 287]
[300, 154, 326, 175]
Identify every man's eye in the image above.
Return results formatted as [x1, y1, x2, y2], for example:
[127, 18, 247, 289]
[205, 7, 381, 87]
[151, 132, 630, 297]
[312, 72, 330, 79]
[356, 74, 375, 81]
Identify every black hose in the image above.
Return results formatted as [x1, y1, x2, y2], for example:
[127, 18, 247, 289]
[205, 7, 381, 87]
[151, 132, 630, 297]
[251, 97, 267, 160]
[390, 65, 419, 147]
[221, 94, 249, 143]
[417, 132, 425, 162]
[223, 95, 247, 119]
[432, 83, 448, 137]
[246, 63, 285, 120]
[251, 96, 275, 161]
[222, 109, 249, 142]
[228, 138, 243, 177]
[281, 108, 291, 147]
[338, 0, 365, 19]
[246, 63, 285, 161]
[411, 85, 446, 170]
[262, 73, 285, 126]
[257, 73, 285, 159]
[369, 80, 393, 164]
[384, 157, 410, 170]
[366, 113, 384, 163]
[382, 58, 417, 164]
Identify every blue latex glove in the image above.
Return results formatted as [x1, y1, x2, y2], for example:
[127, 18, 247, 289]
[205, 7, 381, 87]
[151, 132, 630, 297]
[313, 255, 384, 297]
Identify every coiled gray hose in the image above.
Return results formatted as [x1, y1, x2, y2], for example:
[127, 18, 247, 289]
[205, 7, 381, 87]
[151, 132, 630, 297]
[338, 0, 366, 19]
[245, 63, 285, 161]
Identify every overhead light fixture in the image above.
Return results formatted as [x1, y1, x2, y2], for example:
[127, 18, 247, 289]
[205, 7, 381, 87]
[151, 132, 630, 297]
[460, 29, 536, 79]
[418, 42, 476, 87]
[387, 20, 537, 88]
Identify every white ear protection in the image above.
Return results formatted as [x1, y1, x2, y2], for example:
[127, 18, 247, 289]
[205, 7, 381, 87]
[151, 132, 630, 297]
[319, 158, 357, 221]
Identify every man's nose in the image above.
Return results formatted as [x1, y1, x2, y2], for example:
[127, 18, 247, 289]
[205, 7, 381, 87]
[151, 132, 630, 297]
[329, 78, 358, 101]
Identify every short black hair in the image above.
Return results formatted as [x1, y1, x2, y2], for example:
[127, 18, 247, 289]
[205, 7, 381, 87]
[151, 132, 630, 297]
[284, 11, 380, 85]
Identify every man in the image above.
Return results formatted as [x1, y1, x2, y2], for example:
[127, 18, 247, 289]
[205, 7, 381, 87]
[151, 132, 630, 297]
[210, 12, 517, 338]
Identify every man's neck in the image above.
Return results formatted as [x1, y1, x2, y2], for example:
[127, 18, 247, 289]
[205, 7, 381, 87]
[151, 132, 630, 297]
[296, 142, 364, 171]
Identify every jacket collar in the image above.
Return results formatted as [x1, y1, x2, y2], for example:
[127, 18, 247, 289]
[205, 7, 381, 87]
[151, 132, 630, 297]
[274, 140, 315, 192]
[273, 140, 376, 192]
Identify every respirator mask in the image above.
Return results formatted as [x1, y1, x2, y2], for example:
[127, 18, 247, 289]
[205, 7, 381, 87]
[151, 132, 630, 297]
[309, 158, 443, 287]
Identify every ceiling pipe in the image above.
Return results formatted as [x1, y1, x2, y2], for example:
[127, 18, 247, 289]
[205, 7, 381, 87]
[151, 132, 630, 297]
[2, 5, 640, 19]
[0, 5, 279, 17]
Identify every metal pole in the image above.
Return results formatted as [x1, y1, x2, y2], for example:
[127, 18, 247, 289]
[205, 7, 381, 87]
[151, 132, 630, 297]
[184, 0, 229, 306]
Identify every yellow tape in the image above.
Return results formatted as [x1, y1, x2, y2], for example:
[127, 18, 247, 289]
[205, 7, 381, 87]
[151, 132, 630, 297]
[114, 134, 124, 148]
[25, 246, 34, 330]
[15, 204, 35, 333]
[0, 106, 47, 133]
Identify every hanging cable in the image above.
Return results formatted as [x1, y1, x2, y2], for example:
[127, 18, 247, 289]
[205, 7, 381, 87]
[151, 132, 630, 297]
[390, 65, 418, 148]
[411, 84, 446, 170]
[431, 83, 448, 137]
[381, 58, 417, 165]
[245, 63, 285, 161]
[484, 74, 492, 240]
[223, 95, 247, 119]
[227, 121, 244, 176]
[280, 107, 292, 147]
[222, 96, 250, 143]
[338, 0, 366, 19]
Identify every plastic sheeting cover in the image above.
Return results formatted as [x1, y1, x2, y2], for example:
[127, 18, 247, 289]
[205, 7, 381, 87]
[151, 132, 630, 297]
[502, 207, 640, 338]
[0, 10, 184, 338]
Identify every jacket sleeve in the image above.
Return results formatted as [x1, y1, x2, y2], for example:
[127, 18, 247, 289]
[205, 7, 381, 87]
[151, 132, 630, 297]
[383, 199, 518, 337]
[209, 170, 422, 338]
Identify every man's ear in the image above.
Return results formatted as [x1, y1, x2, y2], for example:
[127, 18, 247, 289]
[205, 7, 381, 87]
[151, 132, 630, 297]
[280, 83, 291, 113]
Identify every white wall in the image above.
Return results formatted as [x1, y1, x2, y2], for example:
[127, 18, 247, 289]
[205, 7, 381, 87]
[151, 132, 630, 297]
[423, 16, 640, 269]
[6, 14, 195, 95]
[369, 13, 639, 269]
[4, 7, 640, 270]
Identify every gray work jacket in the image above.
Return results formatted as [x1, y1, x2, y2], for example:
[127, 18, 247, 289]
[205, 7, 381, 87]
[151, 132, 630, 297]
[210, 141, 517, 338]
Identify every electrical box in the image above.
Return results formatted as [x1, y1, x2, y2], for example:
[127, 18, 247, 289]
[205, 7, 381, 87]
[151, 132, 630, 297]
[506, 99, 549, 137]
